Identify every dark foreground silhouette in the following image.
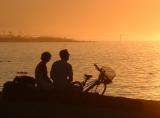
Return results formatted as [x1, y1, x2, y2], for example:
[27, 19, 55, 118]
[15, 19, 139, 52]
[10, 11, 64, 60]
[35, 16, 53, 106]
[1, 76, 160, 118]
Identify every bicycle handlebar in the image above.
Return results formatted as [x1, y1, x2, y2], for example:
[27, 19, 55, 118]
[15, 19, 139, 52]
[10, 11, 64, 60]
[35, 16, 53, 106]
[94, 64, 101, 71]
[94, 64, 106, 75]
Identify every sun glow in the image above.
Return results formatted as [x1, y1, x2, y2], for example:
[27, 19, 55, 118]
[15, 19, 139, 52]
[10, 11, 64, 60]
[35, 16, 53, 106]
[1, 0, 160, 41]
[151, 34, 160, 41]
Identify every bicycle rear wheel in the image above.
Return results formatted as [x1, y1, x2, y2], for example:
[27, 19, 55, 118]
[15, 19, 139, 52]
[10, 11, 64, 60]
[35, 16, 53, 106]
[89, 82, 107, 95]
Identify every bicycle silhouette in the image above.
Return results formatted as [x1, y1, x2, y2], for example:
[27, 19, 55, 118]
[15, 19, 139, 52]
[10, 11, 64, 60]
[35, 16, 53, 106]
[72, 64, 116, 95]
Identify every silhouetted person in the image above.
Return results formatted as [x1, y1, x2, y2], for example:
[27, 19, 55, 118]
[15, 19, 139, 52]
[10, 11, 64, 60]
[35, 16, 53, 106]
[50, 49, 73, 91]
[35, 52, 53, 90]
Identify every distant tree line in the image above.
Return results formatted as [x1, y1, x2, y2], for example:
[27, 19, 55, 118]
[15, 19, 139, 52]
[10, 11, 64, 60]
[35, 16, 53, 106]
[0, 32, 77, 42]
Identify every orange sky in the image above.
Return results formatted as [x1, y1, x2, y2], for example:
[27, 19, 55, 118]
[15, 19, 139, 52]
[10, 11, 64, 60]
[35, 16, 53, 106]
[1, 0, 160, 41]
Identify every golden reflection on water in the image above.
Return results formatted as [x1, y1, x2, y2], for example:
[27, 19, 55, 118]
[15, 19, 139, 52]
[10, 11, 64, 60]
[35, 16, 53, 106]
[0, 41, 160, 100]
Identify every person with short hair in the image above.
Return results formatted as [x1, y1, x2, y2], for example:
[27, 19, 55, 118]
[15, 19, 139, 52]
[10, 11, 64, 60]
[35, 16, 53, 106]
[50, 49, 73, 91]
[35, 52, 53, 90]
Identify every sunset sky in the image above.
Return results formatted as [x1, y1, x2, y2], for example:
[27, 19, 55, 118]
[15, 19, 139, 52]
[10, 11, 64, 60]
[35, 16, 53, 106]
[1, 0, 160, 41]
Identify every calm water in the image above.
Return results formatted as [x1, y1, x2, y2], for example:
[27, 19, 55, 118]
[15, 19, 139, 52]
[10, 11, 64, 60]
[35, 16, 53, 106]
[0, 41, 160, 100]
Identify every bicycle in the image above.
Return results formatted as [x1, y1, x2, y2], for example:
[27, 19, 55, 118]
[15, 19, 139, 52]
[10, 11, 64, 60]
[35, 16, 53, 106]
[72, 64, 116, 95]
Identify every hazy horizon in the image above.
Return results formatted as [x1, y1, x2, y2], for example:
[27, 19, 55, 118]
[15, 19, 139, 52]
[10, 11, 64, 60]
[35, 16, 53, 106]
[1, 0, 160, 41]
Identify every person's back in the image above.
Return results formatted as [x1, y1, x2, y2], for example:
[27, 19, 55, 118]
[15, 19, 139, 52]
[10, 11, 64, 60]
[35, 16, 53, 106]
[50, 49, 73, 91]
[35, 52, 52, 90]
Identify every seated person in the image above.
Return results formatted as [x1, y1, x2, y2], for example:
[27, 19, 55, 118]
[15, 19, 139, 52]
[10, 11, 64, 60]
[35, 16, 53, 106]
[50, 49, 73, 91]
[35, 52, 53, 90]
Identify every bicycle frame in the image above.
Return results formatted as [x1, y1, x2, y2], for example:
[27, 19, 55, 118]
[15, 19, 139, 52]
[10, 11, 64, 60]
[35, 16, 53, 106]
[72, 64, 113, 95]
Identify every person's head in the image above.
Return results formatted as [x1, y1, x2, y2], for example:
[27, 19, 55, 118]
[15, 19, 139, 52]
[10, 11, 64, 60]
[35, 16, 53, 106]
[41, 52, 51, 62]
[59, 49, 69, 61]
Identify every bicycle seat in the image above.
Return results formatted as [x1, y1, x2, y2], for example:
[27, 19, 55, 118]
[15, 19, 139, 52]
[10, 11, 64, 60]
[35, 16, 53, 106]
[84, 74, 93, 79]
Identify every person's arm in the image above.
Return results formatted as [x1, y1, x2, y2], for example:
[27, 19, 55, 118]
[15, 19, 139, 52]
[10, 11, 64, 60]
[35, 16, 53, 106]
[50, 64, 54, 80]
[43, 64, 52, 83]
[68, 64, 73, 82]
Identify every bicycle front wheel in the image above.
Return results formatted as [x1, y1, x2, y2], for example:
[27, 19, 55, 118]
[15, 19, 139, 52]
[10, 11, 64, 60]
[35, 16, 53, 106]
[90, 83, 107, 95]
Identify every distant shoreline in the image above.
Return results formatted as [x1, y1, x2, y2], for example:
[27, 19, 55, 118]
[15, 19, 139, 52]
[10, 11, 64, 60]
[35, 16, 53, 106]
[0, 36, 80, 42]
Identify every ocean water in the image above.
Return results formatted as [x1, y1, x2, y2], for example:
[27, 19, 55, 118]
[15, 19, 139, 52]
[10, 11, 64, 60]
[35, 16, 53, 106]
[0, 41, 160, 100]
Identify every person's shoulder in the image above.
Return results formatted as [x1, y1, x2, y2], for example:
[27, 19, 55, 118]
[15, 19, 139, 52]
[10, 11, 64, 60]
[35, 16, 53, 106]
[36, 61, 43, 67]
[67, 62, 72, 67]
[35, 62, 45, 71]
[52, 60, 61, 65]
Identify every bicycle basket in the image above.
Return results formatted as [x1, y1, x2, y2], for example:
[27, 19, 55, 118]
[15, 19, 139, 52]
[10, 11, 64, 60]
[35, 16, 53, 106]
[101, 66, 116, 81]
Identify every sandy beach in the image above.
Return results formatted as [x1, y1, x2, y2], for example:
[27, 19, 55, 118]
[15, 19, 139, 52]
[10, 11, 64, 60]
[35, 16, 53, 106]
[0, 91, 160, 118]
